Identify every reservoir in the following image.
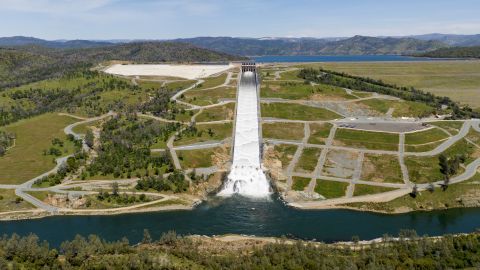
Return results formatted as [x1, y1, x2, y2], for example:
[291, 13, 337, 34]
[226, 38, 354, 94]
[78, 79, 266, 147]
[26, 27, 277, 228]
[253, 55, 445, 63]
[2, 195, 480, 247]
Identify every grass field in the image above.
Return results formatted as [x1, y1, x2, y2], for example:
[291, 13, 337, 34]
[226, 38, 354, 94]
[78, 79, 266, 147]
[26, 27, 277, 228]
[404, 127, 449, 152]
[260, 81, 355, 101]
[405, 139, 479, 183]
[181, 87, 236, 106]
[358, 99, 434, 118]
[314, 179, 348, 199]
[0, 113, 78, 184]
[405, 128, 449, 145]
[196, 73, 228, 89]
[292, 176, 311, 191]
[273, 144, 297, 170]
[333, 128, 399, 151]
[261, 103, 341, 121]
[163, 80, 196, 92]
[405, 140, 445, 153]
[347, 173, 480, 213]
[429, 121, 464, 135]
[174, 123, 232, 146]
[353, 184, 396, 196]
[361, 154, 404, 183]
[262, 122, 305, 141]
[308, 123, 333, 145]
[294, 148, 321, 173]
[279, 70, 301, 80]
[0, 189, 34, 212]
[196, 103, 235, 122]
[314, 61, 480, 108]
[178, 147, 226, 168]
[465, 129, 480, 146]
[71, 120, 102, 135]
[405, 155, 445, 184]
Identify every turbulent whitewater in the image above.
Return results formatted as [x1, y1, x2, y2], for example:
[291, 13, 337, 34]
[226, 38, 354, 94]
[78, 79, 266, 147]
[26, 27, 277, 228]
[218, 69, 271, 197]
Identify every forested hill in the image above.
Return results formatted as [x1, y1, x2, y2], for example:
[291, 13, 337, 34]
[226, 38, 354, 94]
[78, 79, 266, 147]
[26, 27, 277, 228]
[174, 35, 447, 56]
[416, 46, 480, 59]
[0, 42, 244, 89]
[0, 36, 114, 49]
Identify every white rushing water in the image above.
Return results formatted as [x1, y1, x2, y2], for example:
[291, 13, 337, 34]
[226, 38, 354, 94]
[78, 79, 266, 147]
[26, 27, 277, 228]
[218, 71, 271, 197]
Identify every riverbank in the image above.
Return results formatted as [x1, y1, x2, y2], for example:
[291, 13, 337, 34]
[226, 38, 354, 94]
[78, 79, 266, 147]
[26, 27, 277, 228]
[0, 197, 197, 221]
[2, 229, 479, 269]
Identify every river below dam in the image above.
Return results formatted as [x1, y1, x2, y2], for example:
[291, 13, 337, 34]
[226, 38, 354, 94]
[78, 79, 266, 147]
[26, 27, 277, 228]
[2, 195, 480, 247]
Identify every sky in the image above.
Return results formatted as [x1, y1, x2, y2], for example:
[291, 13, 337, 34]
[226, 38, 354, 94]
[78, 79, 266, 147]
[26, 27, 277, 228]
[0, 0, 479, 40]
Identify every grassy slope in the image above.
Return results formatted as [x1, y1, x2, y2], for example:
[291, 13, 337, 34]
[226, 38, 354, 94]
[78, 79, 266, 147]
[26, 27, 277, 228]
[295, 148, 321, 173]
[292, 177, 310, 191]
[315, 180, 348, 199]
[333, 128, 399, 151]
[174, 123, 232, 146]
[195, 103, 235, 122]
[262, 122, 304, 141]
[308, 123, 333, 145]
[348, 173, 480, 212]
[261, 103, 341, 121]
[316, 61, 480, 108]
[361, 154, 404, 183]
[0, 189, 35, 212]
[0, 113, 78, 184]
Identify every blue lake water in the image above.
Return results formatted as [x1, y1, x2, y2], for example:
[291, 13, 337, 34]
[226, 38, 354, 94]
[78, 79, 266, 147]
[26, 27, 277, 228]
[253, 55, 441, 63]
[1, 195, 480, 247]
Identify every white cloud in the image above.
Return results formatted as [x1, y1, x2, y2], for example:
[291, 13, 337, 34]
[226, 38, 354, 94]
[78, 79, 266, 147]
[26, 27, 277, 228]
[0, 0, 115, 13]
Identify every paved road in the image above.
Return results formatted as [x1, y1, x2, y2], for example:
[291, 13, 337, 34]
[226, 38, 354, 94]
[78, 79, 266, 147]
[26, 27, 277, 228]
[173, 140, 225, 151]
[407, 121, 472, 157]
[139, 113, 181, 123]
[398, 133, 411, 185]
[286, 123, 310, 191]
[307, 125, 338, 193]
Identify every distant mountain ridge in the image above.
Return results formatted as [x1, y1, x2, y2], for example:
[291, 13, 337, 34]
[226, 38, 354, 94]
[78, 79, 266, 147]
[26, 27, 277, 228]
[416, 46, 480, 59]
[2, 34, 480, 56]
[173, 36, 447, 56]
[408, 33, 480, 46]
[0, 36, 114, 48]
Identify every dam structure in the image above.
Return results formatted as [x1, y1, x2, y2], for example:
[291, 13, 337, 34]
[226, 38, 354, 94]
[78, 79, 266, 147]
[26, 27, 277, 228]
[218, 63, 271, 197]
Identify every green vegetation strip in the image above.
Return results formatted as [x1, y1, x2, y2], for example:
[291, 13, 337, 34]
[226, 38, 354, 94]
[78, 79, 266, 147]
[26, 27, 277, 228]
[308, 123, 332, 145]
[0, 113, 78, 184]
[295, 148, 321, 173]
[405, 128, 449, 145]
[263, 122, 305, 141]
[314, 180, 348, 199]
[334, 128, 399, 151]
[361, 154, 404, 183]
[196, 103, 235, 122]
[353, 184, 396, 197]
[292, 177, 311, 191]
[261, 103, 341, 121]
[349, 173, 480, 213]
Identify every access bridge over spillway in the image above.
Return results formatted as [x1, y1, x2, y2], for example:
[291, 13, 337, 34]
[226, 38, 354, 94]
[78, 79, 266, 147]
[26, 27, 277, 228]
[217, 62, 271, 197]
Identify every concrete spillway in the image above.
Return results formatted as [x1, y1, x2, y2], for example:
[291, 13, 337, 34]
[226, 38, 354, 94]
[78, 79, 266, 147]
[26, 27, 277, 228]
[218, 70, 271, 197]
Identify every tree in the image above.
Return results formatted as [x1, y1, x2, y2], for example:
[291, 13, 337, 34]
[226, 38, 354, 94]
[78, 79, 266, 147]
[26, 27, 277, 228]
[410, 184, 418, 198]
[85, 130, 94, 149]
[439, 154, 449, 178]
[112, 182, 119, 196]
[142, 229, 152, 244]
[427, 183, 435, 193]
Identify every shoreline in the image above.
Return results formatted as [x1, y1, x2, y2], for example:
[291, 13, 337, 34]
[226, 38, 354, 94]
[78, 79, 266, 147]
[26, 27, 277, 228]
[0, 202, 194, 221]
[3, 191, 480, 221]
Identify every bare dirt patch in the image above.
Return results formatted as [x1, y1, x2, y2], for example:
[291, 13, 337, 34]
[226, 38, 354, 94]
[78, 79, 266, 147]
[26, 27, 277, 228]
[322, 150, 358, 179]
